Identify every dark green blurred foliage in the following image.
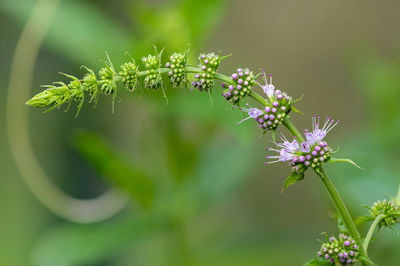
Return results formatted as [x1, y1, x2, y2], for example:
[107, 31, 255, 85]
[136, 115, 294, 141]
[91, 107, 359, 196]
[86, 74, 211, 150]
[73, 132, 155, 208]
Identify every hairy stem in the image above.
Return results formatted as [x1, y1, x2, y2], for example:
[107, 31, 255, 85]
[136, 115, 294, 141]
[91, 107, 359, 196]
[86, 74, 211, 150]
[363, 214, 384, 252]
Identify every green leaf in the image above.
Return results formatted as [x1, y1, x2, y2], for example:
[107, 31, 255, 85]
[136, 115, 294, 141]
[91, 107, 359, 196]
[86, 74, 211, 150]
[337, 215, 349, 233]
[330, 157, 364, 169]
[72, 131, 155, 208]
[355, 215, 374, 226]
[291, 106, 304, 115]
[31, 214, 169, 266]
[282, 171, 305, 192]
[359, 254, 375, 265]
[304, 258, 331, 265]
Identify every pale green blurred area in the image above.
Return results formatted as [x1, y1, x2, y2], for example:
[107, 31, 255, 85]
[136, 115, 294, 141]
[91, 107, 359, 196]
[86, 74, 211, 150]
[1, 0, 400, 265]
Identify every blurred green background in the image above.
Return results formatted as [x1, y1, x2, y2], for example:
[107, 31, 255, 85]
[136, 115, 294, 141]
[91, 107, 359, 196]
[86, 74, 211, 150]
[1, 0, 400, 265]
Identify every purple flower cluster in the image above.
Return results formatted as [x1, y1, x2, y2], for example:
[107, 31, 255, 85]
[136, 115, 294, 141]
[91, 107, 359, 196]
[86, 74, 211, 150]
[166, 52, 187, 88]
[236, 72, 293, 131]
[265, 116, 338, 169]
[192, 53, 221, 92]
[221, 68, 255, 104]
[318, 234, 359, 265]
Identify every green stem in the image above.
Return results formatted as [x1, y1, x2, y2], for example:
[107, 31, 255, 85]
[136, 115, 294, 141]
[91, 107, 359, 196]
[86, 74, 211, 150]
[282, 118, 305, 142]
[315, 168, 368, 260]
[363, 214, 384, 252]
[248, 89, 268, 106]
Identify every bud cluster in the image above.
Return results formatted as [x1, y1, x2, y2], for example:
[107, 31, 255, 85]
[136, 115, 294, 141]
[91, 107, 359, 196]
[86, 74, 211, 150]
[192, 53, 221, 92]
[99, 59, 117, 96]
[292, 140, 333, 170]
[119, 60, 138, 92]
[142, 50, 163, 90]
[369, 199, 400, 228]
[317, 234, 360, 265]
[26, 80, 85, 115]
[166, 52, 187, 88]
[221, 68, 256, 104]
[257, 90, 292, 131]
[81, 67, 99, 103]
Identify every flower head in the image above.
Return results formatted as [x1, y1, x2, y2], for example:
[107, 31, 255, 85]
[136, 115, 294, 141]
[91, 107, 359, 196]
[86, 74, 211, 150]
[369, 199, 400, 228]
[236, 71, 294, 131]
[221, 68, 256, 104]
[265, 116, 337, 170]
[192, 52, 221, 92]
[305, 115, 339, 146]
[166, 51, 188, 88]
[142, 48, 164, 90]
[317, 233, 360, 265]
[119, 60, 138, 92]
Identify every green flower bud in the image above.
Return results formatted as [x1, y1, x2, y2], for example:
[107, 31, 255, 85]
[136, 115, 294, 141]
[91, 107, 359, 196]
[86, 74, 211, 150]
[142, 47, 164, 90]
[99, 65, 116, 96]
[119, 60, 138, 92]
[81, 66, 99, 103]
[369, 199, 400, 228]
[26, 83, 72, 113]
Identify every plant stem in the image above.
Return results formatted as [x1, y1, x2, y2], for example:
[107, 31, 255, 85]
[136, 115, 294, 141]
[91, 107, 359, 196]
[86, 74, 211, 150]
[282, 118, 305, 142]
[363, 214, 384, 252]
[315, 167, 368, 262]
[248, 89, 268, 105]
[281, 119, 369, 265]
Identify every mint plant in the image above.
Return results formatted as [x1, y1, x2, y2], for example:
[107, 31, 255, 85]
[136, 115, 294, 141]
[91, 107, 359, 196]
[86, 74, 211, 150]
[26, 47, 400, 265]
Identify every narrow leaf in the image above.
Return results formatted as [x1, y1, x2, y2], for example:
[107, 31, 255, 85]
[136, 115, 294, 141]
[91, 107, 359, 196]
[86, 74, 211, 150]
[304, 258, 331, 265]
[282, 171, 304, 192]
[359, 254, 375, 265]
[330, 158, 364, 169]
[355, 215, 374, 226]
[291, 106, 304, 115]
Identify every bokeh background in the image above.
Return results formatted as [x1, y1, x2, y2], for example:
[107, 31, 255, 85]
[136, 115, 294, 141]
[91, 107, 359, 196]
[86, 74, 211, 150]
[1, 0, 400, 265]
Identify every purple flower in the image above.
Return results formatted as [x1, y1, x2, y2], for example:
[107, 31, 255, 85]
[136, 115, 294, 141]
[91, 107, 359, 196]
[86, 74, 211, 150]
[258, 72, 275, 98]
[236, 107, 263, 125]
[266, 116, 335, 169]
[304, 116, 339, 146]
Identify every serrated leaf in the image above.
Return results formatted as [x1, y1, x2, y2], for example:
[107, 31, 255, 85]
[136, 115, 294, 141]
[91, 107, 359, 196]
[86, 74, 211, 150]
[282, 171, 304, 192]
[72, 131, 155, 208]
[330, 157, 364, 169]
[304, 258, 331, 265]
